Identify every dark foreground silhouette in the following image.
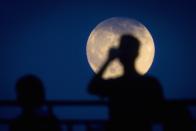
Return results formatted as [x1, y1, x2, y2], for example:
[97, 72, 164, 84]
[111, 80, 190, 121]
[10, 74, 61, 131]
[88, 35, 194, 131]
[163, 103, 194, 131]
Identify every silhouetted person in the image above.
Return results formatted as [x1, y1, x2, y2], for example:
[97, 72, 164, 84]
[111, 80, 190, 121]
[10, 74, 61, 131]
[88, 35, 164, 131]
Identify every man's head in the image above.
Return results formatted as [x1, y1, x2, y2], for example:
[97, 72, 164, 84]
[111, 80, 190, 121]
[16, 74, 45, 109]
[118, 35, 140, 66]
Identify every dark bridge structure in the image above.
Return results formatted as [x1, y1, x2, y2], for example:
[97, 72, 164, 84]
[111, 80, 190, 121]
[0, 100, 195, 131]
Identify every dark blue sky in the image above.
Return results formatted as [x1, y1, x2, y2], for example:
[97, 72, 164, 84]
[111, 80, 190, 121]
[0, 0, 196, 100]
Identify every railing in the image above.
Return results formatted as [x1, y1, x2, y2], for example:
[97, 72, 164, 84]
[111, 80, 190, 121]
[0, 100, 195, 131]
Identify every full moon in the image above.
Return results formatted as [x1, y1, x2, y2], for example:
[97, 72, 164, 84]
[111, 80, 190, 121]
[86, 17, 155, 79]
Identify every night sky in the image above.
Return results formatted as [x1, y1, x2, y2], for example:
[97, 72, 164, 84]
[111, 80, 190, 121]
[0, 0, 195, 100]
[0, 0, 196, 130]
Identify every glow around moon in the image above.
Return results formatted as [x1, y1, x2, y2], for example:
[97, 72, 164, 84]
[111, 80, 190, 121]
[86, 17, 155, 79]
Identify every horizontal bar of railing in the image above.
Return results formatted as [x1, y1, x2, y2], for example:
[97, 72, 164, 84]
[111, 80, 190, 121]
[0, 119, 107, 124]
[0, 118, 195, 126]
[0, 99, 195, 106]
[0, 100, 106, 106]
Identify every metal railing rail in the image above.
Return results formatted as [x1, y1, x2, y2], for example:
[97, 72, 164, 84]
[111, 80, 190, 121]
[0, 100, 195, 131]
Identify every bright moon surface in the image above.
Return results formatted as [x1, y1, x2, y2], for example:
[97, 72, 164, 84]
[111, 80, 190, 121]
[86, 17, 155, 79]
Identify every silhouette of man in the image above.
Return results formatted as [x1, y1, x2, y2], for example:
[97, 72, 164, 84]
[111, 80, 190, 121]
[88, 35, 164, 131]
[10, 74, 61, 131]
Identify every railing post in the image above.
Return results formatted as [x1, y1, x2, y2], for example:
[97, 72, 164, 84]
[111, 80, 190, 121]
[67, 123, 73, 131]
[86, 122, 92, 131]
